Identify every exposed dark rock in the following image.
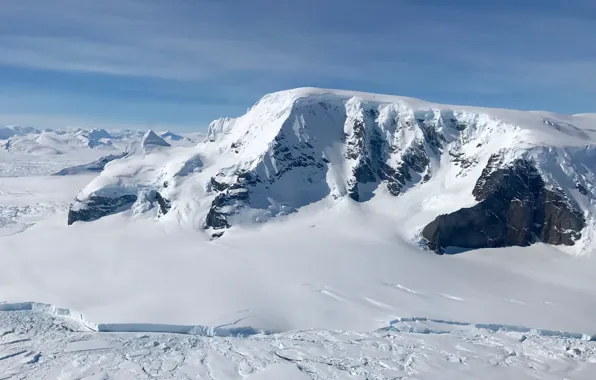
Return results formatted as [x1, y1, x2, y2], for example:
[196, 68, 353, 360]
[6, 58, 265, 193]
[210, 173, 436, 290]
[403, 142, 430, 173]
[154, 192, 171, 215]
[366, 108, 379, 119]
[344, 119, 378, 200]
[236, 170, 261, 187]
[210, 177, 230, 192]
[368, 129, 386, 166]
[53, 153, 126, 176]
[576, 182, 588, 196]
[272, 149, 323, 179]
[204, 206, 231, 231]
[205, 121, 330, 231]
[205, 121, 330, 228]
[417, 119, 445, 151]
[472, 154, 503, 199]
[347, 157, 376, 200]
[423, 158, 585, 253]
[445, 117, 468, 131]
[353, 161, 376, 184]
[341, 115, 439, 199]
[203, 188, 249, 231]
[345, 120, 367, 161]
[378, 165, 403, 196]
[380, 142, 430, 196]
[269, 131, 325, 181]
[210, 231, 225, 239]
[449, 150, 478, 176]
[67, 195, 138, 225]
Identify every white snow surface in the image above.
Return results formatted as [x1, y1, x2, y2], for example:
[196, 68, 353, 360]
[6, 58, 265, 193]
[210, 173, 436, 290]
[1, 304, 596, 379]
[3, 192, 596, 334]
[2, 88, 596, 378]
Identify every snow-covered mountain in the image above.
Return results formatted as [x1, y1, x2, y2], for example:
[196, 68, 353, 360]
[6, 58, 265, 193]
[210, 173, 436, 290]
[0, 125, 40, 139]
[159, 130, 194, 143]
[67, 88, 596, 254]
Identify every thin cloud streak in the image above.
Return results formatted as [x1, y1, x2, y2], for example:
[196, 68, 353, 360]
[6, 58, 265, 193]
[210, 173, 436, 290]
[0, 0, 594, 129]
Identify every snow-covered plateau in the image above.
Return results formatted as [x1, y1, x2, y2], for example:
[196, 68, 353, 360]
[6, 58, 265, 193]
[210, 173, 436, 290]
[1, 88, 596, 379]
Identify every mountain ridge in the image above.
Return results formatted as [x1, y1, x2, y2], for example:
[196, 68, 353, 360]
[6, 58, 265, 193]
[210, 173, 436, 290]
[66, 88, 596, 254]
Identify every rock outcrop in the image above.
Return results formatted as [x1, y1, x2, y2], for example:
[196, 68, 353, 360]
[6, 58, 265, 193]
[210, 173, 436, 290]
[53, 153, 126, 176]
[68, 194, 138, 225]
[422, 156, 586, 253]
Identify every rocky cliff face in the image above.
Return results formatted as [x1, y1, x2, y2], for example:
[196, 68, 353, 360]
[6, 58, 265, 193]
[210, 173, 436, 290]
[200, 98, 467, 236]
[68, 188, 173, 225]
[68, 194, 138, 225]
[54, 153, 126, 176]
[422, 156, 586, 253]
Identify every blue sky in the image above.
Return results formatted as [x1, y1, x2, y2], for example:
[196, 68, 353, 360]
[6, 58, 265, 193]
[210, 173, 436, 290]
[0, 0, 594, 131]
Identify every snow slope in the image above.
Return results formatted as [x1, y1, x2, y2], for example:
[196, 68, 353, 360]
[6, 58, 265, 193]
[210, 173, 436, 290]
[3, 188, 596, 333]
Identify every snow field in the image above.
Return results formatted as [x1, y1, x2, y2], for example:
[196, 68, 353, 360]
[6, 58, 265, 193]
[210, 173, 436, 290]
[1, 305, 596, 379]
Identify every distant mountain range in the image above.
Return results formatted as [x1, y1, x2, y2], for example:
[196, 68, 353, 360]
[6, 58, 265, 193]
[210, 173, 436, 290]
[0, 126, 201, 155]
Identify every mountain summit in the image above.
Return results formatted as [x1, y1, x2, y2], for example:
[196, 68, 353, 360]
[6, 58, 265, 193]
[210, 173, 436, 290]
[67, 88, 596, 254]
[142, 130, 171, 148]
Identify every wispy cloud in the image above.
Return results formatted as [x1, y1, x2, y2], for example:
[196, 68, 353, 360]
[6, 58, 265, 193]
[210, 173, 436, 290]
[0, 0, 594, 129]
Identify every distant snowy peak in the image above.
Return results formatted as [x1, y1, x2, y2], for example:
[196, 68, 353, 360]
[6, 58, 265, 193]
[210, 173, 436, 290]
[69, 88, 596, 253]
[118, 130, 172, 156]
[1, 127, 128, 155]
[160, 130, 186, 141]
[0, 125, 41, 139]
[160, 130, 205, 147]
[77, 128, 111, 140]
[74, 128, 114, 148]
[0, 126, 198, 156]
[142, 130, 170, 148]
